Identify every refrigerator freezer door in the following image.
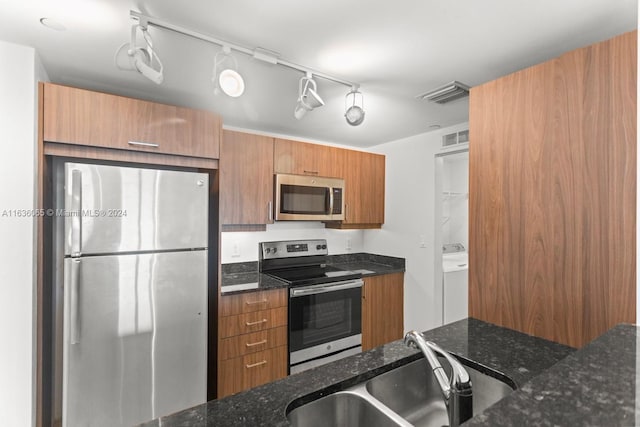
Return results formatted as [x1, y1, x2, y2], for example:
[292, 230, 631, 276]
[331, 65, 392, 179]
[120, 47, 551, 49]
[62, 251, 207, 426]
[64, 163, 208, 255]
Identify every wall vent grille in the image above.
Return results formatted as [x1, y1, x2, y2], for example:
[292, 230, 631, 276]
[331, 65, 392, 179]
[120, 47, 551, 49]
[442, 130, 469, 148]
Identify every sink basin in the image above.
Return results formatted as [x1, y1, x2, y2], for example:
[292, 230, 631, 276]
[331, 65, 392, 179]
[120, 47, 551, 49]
[365, 358, 515, 426]
[287, 355, 515, 427]
[287, 391, 408, 427]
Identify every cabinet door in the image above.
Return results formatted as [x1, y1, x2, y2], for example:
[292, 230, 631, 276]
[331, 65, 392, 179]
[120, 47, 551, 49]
[43, 83, 221, 158]
[220, 131, 274, 225]
[343, 150, 385, 225]
[362, 273, 404, 351]
[273, 138, 340, 177]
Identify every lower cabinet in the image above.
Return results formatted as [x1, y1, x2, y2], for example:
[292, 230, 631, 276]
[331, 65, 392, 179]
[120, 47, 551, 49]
[362, 273, 404, 351]
[218, 288, 288, 398]
[218, 343, 288, 398]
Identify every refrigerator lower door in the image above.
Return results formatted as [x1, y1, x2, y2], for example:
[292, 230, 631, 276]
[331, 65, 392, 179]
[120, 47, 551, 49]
[62, 251, 207, 426]
[63, 163, 208, 256]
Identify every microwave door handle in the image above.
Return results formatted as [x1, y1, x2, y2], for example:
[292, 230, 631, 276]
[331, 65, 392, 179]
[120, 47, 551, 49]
[329, 187, 334, 216]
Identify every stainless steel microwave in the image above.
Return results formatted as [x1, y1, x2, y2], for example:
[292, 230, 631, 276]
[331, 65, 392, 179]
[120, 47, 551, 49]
[274, 173, 344, 221]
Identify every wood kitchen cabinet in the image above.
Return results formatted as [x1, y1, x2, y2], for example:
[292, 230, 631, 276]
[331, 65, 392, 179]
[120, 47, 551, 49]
[220, 130, 274, 225]
[42, 82, 221, 159]
[362, 273, 404, 351]
[341, 149, 385, 227]
[273, 138, 340, 177]
[218, 288, 288, 397]
[469, 30, 636, 348]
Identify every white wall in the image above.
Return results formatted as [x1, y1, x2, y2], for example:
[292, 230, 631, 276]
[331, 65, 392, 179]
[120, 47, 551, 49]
[364, 123, 469, 334]
[221, 222, 364, 263]
[0, 40, 48, 427]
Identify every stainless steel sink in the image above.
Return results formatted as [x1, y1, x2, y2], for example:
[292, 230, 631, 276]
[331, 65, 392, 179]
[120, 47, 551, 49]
[365, 358, 515, 426]
[287, 390, 410, 427]
[287, 356, 515, 427]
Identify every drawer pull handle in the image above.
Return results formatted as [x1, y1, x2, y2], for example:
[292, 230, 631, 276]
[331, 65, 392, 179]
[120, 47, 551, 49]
[245, 319, 267, 326]
[303, 170, 319, 175]
[128, 140, 159, 148]
[246, 339, 268, 348]
[246, 360, 267, 369]
[246, 299, 268, 306]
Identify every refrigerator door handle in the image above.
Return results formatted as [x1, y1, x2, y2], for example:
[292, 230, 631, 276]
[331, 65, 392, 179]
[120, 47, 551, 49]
[70, 259, 81, 344]
[70, 169, 82, 256]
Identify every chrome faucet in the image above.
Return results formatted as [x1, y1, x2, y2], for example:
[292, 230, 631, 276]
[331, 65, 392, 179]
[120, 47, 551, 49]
[404, 331, 473, 427]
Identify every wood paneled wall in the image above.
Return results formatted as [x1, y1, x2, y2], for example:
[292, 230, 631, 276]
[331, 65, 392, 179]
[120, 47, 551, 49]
[469, 30, 636, 348]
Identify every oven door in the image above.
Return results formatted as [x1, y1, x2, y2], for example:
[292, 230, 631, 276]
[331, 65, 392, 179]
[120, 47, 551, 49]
[289, 279, 363, 370]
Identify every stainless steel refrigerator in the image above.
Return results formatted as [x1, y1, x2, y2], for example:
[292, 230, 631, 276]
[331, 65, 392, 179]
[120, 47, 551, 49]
[53, 161, 208, 426]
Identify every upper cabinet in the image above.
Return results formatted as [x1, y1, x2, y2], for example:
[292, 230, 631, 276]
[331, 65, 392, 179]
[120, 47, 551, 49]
[42, 83, 221, 159]
[340, 149, 385, 227]
[273, 138, 340, 178]
[220, 130, 274, 226]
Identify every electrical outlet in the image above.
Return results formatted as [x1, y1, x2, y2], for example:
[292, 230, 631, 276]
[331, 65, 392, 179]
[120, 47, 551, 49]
[346, 238, 352, 251]
[231, 243, 240, 258]
[419, 235, 427, 248]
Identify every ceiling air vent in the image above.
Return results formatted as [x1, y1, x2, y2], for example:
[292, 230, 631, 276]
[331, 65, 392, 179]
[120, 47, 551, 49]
[417, 81, 470, 104]
[442, 129, 469, 148]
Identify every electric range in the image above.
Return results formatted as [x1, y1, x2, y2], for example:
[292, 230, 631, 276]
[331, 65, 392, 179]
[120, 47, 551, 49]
[259, 239, 363, 374]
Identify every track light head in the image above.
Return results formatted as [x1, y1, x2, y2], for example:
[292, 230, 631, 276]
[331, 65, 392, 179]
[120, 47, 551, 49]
[131, 48, 164, 84]
[115, 22, 164, 84]
[294, 74, 324, 120]
[345, 88, 365, 126]
[213, 47, 245, 97]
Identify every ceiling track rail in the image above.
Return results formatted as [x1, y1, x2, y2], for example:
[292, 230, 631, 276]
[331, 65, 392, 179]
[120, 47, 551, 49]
[130, 10, 359, 90]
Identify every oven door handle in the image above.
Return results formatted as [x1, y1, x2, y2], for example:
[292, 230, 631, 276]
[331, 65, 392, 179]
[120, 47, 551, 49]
[290, 280, 363, 297]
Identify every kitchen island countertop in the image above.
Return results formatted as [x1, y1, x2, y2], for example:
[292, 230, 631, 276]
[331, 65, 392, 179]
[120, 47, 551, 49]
[140, 318, 574, 426]
[464, 323, 639, 426]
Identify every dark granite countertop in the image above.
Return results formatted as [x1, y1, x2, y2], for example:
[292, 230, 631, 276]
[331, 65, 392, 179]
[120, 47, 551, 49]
[140, 318, 574, 426]
[464, 323, 638, 426]
[220, 253, 405, 295]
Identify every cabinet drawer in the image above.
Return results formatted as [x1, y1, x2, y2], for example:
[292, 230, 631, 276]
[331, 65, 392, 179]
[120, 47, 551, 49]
[219, 307, 287, 338]
[219, 288, 287, 316]
[218, 346, 287, 397]
[42, 83, 221, 159]
[219, 326, 287, 360]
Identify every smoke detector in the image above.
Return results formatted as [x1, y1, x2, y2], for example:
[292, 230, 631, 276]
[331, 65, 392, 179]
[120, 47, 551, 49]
[416, 81, 470, 104]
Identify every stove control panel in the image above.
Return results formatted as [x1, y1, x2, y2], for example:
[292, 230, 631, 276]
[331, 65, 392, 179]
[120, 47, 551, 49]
[260, 239, 328, 260]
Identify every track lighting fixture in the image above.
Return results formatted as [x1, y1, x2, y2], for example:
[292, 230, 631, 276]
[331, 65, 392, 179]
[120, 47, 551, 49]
[121, 11, 368, 124]
[114, 21, 164, 84]
[344, 87, 365, 126]
[294, 73, 325, 120]
[212, 46, 245, 97]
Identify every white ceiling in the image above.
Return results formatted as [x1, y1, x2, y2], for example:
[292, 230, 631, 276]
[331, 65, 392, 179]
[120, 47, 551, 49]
[0, 1, 637, 147]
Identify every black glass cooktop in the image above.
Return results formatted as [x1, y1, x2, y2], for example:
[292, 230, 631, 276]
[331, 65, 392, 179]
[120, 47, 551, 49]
[266, 265, 362, 287]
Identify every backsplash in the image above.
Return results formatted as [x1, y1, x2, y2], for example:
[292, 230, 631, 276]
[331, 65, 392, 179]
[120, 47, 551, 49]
[220, 221, 365, 263]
